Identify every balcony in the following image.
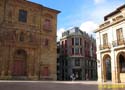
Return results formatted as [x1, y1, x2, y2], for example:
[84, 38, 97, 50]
[112, 15, 124, 22]
[99, 44, 111, 50]
[99, 21, 110, 28]
[112, 39, 125, 48]
[99, 15, 125, 30]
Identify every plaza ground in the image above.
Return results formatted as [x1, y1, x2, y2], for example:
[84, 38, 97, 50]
[0, 81, 125, 90]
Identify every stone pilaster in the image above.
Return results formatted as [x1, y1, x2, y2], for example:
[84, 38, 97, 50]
[97, 52, 103, 83]
[111, 50, 120, 83]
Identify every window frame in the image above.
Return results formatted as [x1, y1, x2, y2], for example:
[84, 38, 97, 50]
[75, 37, 79, 46]
[43, 19, 52, 31]
[103, 33, 108, 46]
[75, 47, 79, 55]
[75, 58, 80, 66]
[18, 9, 27, 23]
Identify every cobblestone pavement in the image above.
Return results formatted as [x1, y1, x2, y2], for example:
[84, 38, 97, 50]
[0, 81, 125, 90]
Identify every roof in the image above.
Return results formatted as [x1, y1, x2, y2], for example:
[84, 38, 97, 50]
[104, 4, 125, 21]
[25, 0, 60, 14]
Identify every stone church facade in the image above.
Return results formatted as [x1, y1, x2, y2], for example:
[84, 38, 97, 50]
[0, 0, 60, 80]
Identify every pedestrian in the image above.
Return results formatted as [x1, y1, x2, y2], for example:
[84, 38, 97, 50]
[70, 73, 75, 81]
[75, 73, 78, 80]
[86, 73, 88, 80]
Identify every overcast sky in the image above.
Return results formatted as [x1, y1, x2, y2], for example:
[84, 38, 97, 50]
[29, 0, 124, 41]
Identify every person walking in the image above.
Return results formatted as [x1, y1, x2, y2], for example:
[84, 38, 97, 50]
[70, 73, 75, 81]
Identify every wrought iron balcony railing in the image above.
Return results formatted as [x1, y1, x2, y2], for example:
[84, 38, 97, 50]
[99, 44, 111, 50]
[112, 39, 125, 47]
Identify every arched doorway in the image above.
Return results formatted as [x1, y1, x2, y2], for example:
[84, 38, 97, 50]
[103, 54, 112, 82]
[119, 54, 125, 73]
[12, 49, 27, 76]
[117, 52, 125, 82]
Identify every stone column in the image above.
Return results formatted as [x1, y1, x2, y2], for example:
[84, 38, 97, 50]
[28, 51, 37, 80]
[114, 53, 120, 83]
[102, 62, 106, 82]
[33, 49, 39, 80]
[111, 50, 120, 83]
[1, 55, 6, 79]
[27, 50, 32, 80]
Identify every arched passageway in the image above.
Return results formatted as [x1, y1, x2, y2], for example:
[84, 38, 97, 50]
[117, 52, 125, 82]
[103, 54, 111, 82]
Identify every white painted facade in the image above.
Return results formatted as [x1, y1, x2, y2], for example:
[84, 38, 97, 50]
[95, 5, 125, 83]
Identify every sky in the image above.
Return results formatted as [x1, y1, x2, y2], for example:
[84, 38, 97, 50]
[29, 0, 125, 41]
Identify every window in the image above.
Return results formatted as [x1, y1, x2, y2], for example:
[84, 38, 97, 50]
[116, 28, 123, 45]
[75, 37, 79, 45]
[45, 39, 49, 46]
[75, 48, 79, 55]
[75, 59, 80, 66]
[43, 19, 52, 31]
[19, 10, 27, 22]
[103, 33, 108, 45]
[117, 28, 123, 40]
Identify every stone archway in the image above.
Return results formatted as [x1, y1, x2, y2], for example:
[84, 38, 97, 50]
[116, 52, 125, 83]
[12, 49, 27, 77]
[102, 54, 111, 82]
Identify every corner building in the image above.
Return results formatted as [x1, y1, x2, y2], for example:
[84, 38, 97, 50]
[95, 4, 125, 83]
[0, 0, 60, 80]
[58, 27, 97, 80]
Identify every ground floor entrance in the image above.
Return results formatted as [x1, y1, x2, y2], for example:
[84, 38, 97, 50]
[12, 60, 26, 76]
[12, 49, 27, 79]
[117, 52, 125, 83]
[72, 69, 82, 80]
[99, 51, 125, 83]
[103, 54, 112, 82]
